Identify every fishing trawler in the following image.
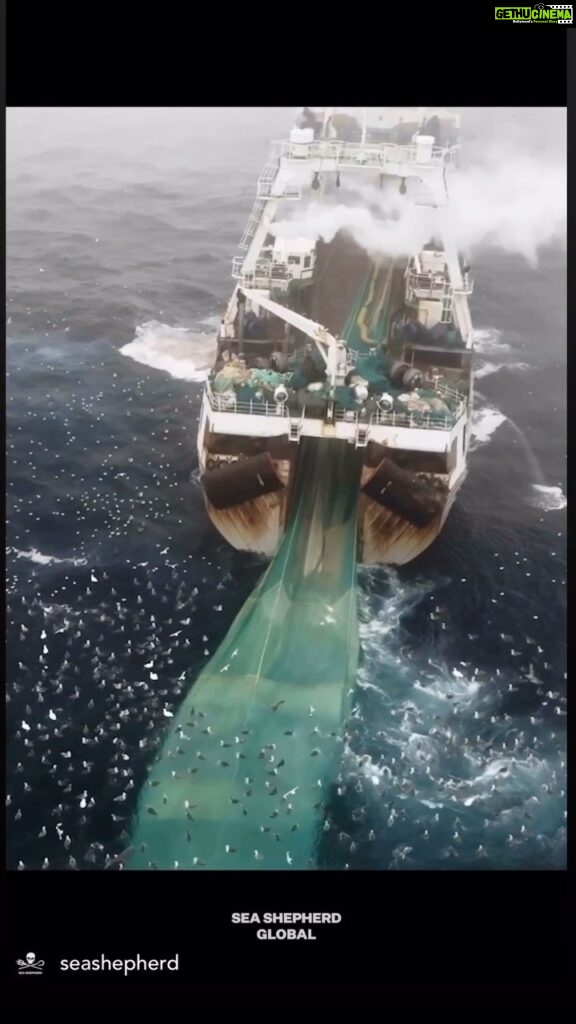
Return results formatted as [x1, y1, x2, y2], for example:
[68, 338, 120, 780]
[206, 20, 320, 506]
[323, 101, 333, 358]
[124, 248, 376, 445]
[197, 107, 474, 565]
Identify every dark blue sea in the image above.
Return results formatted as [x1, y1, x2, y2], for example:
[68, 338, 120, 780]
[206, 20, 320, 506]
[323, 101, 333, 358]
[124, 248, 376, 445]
[6, 107, 566, 870]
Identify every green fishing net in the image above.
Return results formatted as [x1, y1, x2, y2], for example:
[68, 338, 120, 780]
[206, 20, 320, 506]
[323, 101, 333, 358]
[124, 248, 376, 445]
[128, 438, 362, 870]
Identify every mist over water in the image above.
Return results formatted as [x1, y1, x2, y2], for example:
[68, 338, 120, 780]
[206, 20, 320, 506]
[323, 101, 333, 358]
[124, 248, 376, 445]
[6, 107, 566, 870]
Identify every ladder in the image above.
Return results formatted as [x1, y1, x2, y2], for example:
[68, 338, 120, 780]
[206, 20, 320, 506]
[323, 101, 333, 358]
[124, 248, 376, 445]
[440, 289, 453, 324]
[239, 197, 267, 251]
[256, 153, 280, 198]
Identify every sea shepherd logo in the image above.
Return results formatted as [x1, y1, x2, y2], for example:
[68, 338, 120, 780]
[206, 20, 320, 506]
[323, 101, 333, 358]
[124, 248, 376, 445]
[495, 4, 573, 21]
[17, 953, 44, 975]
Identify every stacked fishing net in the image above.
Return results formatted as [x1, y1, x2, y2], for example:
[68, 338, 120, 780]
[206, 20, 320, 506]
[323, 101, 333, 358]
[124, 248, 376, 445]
[213, 359, 294, 406]
[212, 360, 251, 393]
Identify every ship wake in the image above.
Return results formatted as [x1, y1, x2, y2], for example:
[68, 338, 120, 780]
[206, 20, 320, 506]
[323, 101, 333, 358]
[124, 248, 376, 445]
[317, 569, 566, 869]
[120, 320, 216, 382]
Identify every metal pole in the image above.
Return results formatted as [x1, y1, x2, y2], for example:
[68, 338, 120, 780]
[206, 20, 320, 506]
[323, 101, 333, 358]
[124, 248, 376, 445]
[322, 107, 333, 139]
[361, 108, 367, 149]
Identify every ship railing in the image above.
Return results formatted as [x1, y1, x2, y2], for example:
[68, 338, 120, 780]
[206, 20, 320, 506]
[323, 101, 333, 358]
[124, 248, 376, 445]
[454, 272, 474, 296]
[370, 411, 450, 430]
[366, 403, 461, 428]
[336, 408, 464, 430]
[405, 268, 474, 301]
[276, 137, 456, 169]
[257, 181, 302, 200]
[406, 269, 450, 299]
[232, 256, 314, 286]
[432, 381, 468, 405]
[231, 255, 245, 279]
[256, 152, 281, 195]
[206, 385, 289, 418]
[206, 385, 466, 428]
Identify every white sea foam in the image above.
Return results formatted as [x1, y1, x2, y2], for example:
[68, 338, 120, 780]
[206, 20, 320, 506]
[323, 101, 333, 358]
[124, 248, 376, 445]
[413, 674, 480, 704]
[346, 567, 566, 865]
[197, 314, 222, 330]
[471, 328, 511, 356]
[469, 405, 507, 451]
[120, 320, 216, 382]
[474, 361, 532, 380]
[8, 547, 87, 566]
[528, 484, 567, 512]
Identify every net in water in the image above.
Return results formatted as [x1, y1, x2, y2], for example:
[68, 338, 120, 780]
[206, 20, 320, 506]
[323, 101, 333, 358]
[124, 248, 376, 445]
[127, 437, 362, 870]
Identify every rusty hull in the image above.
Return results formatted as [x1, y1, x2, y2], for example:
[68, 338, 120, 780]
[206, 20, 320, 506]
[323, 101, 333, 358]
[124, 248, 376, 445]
[203, 458, 291, 557]
[358, 493, 447, 565]
[202, 453, 462, 565]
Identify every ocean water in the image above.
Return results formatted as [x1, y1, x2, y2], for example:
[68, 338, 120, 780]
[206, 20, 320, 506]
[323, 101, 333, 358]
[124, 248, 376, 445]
[6, 107, 567, 871]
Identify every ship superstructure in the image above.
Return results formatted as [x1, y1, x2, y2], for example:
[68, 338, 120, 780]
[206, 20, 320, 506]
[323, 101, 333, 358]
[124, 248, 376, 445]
[197, 107, 474, 565]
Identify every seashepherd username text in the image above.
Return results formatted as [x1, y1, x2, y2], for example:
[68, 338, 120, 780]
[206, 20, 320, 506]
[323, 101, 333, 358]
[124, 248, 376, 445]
[60, 955, 179, 974]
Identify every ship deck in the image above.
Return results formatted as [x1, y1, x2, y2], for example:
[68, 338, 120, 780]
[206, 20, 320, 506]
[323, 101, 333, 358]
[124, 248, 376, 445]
[208, 230, 466, 428]
[308, 232, 409, 350]
[308, 233, 372, 336]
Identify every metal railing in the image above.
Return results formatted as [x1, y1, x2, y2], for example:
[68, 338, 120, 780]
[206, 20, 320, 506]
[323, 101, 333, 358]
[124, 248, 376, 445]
[206, 385, 289, 418]
[406, 269, 450, 299]
[405, 267, 474, 300]
[205, 383, 467, 431]
[454, 273, 474, 296]
[370, 406, 464, 430]
[231, 255, 245, 279]
[257, 153, 280, 192]
[257, 181, 302, 200]
[434, 381, 468, 405]
[273, 137, 457, 169]
[231, 255, 314, 286]
[336, 405, 465, 430]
